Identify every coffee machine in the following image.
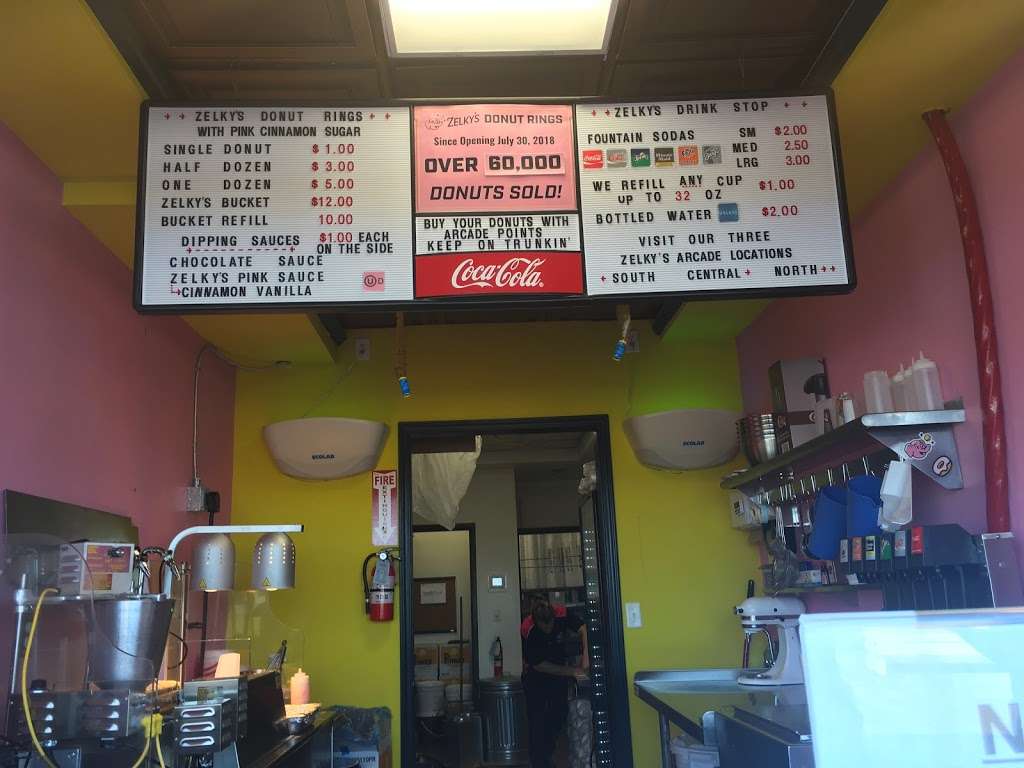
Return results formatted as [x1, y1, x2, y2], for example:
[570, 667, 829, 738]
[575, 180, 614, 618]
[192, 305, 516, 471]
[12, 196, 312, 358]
[734, 595, 806, 686]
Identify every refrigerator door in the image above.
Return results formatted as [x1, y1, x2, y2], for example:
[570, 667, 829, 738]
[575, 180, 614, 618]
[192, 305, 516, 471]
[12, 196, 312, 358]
[579, 495, 612, 767]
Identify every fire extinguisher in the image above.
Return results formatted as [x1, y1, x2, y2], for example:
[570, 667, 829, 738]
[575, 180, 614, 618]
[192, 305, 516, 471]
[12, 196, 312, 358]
[362, 550, 397, 622]
[491, 636, 503, 678]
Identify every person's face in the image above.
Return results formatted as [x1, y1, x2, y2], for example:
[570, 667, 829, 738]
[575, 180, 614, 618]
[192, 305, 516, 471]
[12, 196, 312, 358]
[538, 618, 554, 634]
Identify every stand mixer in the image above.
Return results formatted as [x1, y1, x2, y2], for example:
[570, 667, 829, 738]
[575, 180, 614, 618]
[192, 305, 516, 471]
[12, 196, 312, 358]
[735, 593, 806, 686]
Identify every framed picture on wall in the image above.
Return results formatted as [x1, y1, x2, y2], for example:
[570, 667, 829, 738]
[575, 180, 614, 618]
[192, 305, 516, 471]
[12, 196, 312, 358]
[413, 576, 457, 633]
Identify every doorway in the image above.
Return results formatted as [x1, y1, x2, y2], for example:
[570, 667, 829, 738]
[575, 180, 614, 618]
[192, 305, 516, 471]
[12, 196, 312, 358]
[399, 416, 632, 768]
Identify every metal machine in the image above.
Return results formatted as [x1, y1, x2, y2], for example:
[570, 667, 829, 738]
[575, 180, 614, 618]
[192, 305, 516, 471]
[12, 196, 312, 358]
[2, 512, 303, 768]
[734, 596, 806, 686]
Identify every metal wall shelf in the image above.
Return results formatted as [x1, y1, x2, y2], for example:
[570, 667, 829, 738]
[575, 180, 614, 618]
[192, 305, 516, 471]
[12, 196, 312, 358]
[777, 583, 880, 595]
[722, 408, 966, 494]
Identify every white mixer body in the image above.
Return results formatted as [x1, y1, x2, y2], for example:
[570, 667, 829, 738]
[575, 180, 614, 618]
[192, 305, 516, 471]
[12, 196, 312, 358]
[734, 596, 806, 686]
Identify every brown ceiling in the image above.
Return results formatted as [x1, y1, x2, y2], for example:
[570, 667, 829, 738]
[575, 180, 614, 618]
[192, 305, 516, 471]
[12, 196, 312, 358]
[88, 0, 884, 101]
[84, 0, 883, 345]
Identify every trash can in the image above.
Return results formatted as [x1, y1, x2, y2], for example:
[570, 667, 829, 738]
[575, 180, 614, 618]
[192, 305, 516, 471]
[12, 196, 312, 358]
[479, 677, 529, 765]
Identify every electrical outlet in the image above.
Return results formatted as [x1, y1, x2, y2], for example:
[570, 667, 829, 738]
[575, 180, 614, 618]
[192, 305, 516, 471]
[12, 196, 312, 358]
[184, 484, 208, 513]
[626, 330, 640, 354]
[355, 338, 371, 361]
[625, 602, 642, 628]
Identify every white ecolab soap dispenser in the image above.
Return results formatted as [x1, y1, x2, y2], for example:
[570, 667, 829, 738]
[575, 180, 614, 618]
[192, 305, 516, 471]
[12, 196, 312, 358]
[912, 352, 943, 410]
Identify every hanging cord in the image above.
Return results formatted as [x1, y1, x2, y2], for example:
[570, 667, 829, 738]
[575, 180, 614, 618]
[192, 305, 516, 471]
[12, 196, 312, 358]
[22, 588, 58, 768]
[394, 313, 411, 397]
[192, 344, 287, 486]
[190, 344, 286, 679]
[300, 357, 357, 417]
[613, 306, 631, 362]
[149, 714, 167, 768]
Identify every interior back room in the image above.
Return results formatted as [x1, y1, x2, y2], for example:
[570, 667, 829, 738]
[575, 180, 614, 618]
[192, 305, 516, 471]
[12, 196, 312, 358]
[230, 319, 761, 768]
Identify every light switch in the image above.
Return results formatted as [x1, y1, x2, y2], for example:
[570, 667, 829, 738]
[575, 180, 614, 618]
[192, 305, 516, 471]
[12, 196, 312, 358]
[355, 338, 371, 360]
[625, 602, 642, 628]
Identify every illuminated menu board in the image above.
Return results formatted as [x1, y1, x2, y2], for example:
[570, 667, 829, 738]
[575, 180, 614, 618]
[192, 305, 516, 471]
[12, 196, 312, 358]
[134, 95, 852, 311]
[411, 104, 582, 298]
[575, 95, 852, 296]
[135, 106, 413, 309]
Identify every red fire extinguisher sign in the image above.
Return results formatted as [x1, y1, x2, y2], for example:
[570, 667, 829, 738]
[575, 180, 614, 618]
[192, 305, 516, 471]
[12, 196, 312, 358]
[372, 470, 398, 547]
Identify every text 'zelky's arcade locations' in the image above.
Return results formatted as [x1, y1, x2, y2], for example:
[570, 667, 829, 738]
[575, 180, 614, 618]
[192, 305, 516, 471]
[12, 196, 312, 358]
[412, 104, 583, 298]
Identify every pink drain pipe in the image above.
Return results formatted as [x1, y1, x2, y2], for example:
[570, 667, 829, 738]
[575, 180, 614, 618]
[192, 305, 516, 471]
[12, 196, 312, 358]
[922, 109, 1010, 533]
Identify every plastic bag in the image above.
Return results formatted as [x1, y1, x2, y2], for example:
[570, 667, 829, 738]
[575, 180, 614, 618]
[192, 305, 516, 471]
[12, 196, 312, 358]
[879, 458, 913, 531]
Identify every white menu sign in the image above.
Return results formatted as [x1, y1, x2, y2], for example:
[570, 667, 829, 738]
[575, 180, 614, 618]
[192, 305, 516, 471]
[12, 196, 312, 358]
[136, 105, 413, 308]
[575, 95, 851, 296]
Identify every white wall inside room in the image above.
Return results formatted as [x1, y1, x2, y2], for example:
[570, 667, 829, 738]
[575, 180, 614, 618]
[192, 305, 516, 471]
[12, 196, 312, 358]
[412, 529, 472, 646]
[414, 464, 523, 679]
[516, 463, 581, 529]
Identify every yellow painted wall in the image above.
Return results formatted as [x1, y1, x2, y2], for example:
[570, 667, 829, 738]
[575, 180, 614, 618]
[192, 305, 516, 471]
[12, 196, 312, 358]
[231, 321, 760, 766]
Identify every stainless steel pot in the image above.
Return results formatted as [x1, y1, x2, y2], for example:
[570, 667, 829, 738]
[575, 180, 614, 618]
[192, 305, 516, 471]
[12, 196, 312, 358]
[86, 594, 175, 687]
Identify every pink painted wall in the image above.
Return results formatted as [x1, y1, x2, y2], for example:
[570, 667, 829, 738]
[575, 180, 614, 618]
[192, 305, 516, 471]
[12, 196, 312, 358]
[0, 121, 235, 678]
[737, 49, 1024, 558]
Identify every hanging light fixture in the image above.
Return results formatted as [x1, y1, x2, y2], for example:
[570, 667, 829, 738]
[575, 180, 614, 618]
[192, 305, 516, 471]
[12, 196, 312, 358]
[162, 524, 304, 597]
[251, 532, 297, 591]
[192, 533, 235, 592]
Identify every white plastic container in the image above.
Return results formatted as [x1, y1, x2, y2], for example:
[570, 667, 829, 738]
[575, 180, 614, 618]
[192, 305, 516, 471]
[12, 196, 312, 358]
[839, 394, 857, 424]
[445, 683, 473, 703]
[891, 366, 908, 411]
[903, 361, 919, 410]
[289, 668, 310, 705]
[670, 735, 719, 768]
[912, 352, 943, 410]
[415, 680, 446, 718]
[863, 371, 894, 413]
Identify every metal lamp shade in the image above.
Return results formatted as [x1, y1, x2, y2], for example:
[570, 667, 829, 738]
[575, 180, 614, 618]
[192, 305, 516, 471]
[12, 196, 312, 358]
[252, 532, 296, 590]
[193, 533, 235, 591]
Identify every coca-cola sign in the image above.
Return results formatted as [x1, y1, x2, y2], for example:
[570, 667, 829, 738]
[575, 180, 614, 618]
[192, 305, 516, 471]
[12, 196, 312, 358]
[416, 252, 583, 298]
[452, 257, 546, 290]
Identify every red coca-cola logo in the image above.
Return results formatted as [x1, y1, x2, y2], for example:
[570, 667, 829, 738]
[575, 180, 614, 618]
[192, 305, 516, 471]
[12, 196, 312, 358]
[415, 251, 582, 298]
[452, 257, 545, 290]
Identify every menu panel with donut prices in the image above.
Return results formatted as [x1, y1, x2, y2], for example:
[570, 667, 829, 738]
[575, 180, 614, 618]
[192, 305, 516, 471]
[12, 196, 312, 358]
[136, 105, 413, 309]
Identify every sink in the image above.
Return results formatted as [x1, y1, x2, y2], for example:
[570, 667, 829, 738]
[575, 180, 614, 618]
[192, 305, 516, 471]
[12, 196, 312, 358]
[635, 668, 750, 694]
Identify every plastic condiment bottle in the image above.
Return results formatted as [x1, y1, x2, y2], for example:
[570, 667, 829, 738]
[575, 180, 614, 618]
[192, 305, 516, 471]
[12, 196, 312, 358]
[903, 360, 919, 410]
[290, 668, 310, 705]
[912, 351, 943, 410]
[891, 365, 908, 411]
[863, 370, 894, 413]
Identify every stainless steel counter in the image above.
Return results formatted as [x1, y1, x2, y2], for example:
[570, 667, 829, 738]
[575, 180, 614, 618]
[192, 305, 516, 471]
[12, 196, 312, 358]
[634, 669, 810, 768]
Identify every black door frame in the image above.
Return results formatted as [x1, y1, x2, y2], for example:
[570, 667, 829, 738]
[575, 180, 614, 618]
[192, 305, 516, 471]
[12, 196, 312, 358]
[411, 522, 480, 698]
[398, 414, 633, 768]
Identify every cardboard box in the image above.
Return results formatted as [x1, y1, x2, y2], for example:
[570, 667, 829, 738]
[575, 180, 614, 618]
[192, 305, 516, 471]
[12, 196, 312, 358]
[336, 744, 392, 768]
[439, 642, 472, 681]
[58, 542, 135, 595]
[414, 645, 439, 681]
[769, 358, 828, 448]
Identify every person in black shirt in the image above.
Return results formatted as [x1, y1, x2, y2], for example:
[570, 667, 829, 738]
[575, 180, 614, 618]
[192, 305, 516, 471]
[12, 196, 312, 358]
[523, 601, 588, 768]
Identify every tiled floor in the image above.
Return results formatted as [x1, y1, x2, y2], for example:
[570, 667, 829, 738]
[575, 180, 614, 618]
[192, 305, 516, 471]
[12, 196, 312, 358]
[414, 715, 574, 767]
